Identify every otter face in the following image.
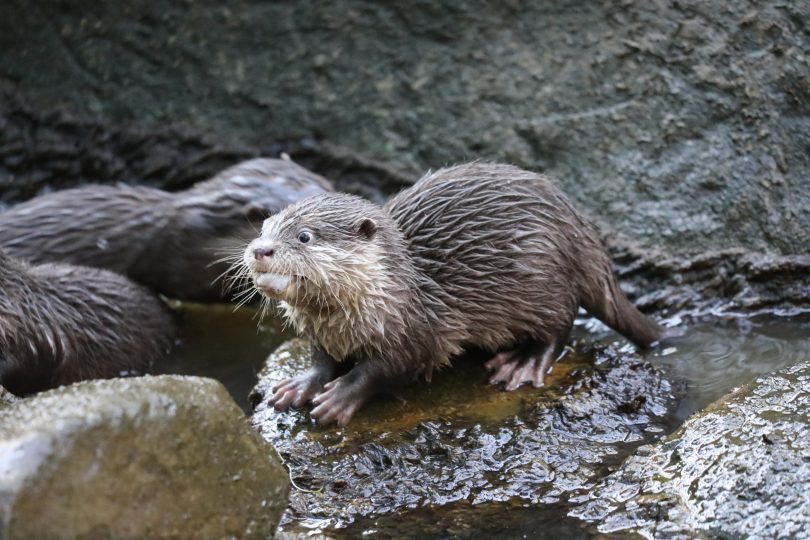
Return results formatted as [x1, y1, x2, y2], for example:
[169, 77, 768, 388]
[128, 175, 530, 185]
[244, 194, 382, 310]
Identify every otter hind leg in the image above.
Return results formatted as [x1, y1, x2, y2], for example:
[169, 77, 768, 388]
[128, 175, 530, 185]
[485, 337, 565, 391]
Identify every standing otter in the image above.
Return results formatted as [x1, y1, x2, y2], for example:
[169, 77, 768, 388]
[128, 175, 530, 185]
[0, 250, 174, 396]
[244, 162, 661, 425]
[0, 157, 332, 301]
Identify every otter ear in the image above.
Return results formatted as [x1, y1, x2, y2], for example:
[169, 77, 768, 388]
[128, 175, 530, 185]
[355, 217, 377, 240]
[241, 202, 271, 222]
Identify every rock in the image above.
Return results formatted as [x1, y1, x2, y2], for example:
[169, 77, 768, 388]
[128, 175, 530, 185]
[2, 1, 809, 255]
[250, 336, 677, 530]
[0, 375, 289, 540]
[571, 361, 810, 538]
[0, 386, 15, 407]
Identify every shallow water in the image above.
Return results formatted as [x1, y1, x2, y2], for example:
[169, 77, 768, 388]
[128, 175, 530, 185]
[158, 303, 810, 539]
[155, 302, 293, 411]
[650, 312, 810, 422]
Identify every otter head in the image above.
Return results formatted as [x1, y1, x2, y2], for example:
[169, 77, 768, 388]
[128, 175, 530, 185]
[186, 158, 332, 225]
[244, 193, 392, 312]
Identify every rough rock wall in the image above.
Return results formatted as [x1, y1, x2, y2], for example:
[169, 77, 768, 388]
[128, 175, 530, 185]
[1, 0, 808, 255]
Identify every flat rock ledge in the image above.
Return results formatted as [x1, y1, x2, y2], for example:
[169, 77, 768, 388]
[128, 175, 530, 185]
[250, 338, 676, 530]
[0, 375, 289, 540]
[571, 360, 810, 539]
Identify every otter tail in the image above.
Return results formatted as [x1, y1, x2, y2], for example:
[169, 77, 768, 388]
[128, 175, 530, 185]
[580, 265, 661, 349]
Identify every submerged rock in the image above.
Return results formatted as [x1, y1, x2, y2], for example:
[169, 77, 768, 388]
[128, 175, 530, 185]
[571, 361, 810, 538]
[0, 375, 289, 540]
[250, 336, 677, 530]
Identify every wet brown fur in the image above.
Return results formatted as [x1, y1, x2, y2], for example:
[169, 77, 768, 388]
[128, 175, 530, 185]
[0, 250, 175, 395]
[0, 158, 333, 301]
[245, 162, 661, 424]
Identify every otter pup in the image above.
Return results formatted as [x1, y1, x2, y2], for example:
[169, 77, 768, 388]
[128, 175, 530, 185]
[0, 157, 332, 301]
[244, 162, 661, 425]
[0, 250, 174, 395]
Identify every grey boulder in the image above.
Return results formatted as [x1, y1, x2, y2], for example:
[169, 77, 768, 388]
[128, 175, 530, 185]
[0, 375, 289, 539]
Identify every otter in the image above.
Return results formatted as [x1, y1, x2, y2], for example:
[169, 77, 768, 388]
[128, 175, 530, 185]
[0, 250, 175, 396]
[243, 162, 661, 425]
[0, 157, 333, 301]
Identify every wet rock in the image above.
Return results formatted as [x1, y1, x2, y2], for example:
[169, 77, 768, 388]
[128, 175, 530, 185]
[250, 336, 677, 531]
[610, 239, 810, 316]
[0, 375, 289, 540]
[571, 361, 810, 539]
[0, 386, 15, 407]
[2, 1, 809, 255]
[0, 88, 410, 205]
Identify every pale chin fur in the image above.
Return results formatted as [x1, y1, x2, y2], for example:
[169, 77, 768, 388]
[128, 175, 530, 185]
[254, 272, 291, 297]
[280, 242, 407, 361]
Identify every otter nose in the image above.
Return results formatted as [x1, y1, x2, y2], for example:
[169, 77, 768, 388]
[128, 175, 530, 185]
[253, 246, 275, 260]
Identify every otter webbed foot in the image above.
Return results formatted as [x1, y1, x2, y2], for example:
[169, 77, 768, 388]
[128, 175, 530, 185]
[485, 341, 561, 391]
[271, 371, 330, 410]
[270, 345, 338, 410]
[310, 363, 380, 426]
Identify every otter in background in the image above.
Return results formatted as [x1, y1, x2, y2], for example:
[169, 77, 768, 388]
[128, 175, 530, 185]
[0, 250, 174, 396]
[0, 157, 333, 301]
[244, 162, 661, 426]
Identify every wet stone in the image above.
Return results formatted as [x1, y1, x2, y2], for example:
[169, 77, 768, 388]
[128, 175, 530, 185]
[250, 333, 677, 532]
[0, 386, 16, 407]
[571, 361, 810, 539]
[0, 375, 289, 540]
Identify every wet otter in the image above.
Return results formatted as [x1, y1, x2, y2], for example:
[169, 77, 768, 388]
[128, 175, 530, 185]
[0, 157, 332, 301]
[0, 250, 174, 395]
[244, 162, 661, 425]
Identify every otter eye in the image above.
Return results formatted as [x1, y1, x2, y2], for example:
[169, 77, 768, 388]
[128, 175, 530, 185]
[297, 231, 312, 244]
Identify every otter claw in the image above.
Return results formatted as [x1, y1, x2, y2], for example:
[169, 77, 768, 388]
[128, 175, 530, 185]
[486, 348, 554, 390]
[269, 374, 326, 411]
[310, 375, 369, 426]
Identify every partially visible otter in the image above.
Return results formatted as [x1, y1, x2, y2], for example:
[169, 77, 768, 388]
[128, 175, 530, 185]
[0, 157, 333, 301]
[244, 162, 661, 425]
[0, 250, 174, 395]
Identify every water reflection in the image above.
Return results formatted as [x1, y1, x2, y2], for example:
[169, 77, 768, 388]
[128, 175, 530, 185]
[652, 313, 810, 421]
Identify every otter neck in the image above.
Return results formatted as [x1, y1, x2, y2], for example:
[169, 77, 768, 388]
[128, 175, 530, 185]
[0, 252, 27, 289]
[284, 232, 422, 362]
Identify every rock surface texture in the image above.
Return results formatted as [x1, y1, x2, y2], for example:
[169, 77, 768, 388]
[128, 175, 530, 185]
[571, 361, 810, 539]
[1, 1, 809, 255]
[0, 376, 289, 540]
[250, 338, 677, 529]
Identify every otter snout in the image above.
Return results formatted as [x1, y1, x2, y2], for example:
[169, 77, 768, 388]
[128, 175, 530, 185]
[245, 239, 276, 271]
[253, 246, 275, 260]
[245, 239, 291, 298]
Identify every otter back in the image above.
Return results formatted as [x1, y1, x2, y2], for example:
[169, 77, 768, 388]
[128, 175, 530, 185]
[0, 158, 333, 301]
[0, 250, 175, 395]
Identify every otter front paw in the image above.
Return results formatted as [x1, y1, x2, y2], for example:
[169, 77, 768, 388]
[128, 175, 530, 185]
[270, 372, 329, 410]
[310, 375, 372, 426]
